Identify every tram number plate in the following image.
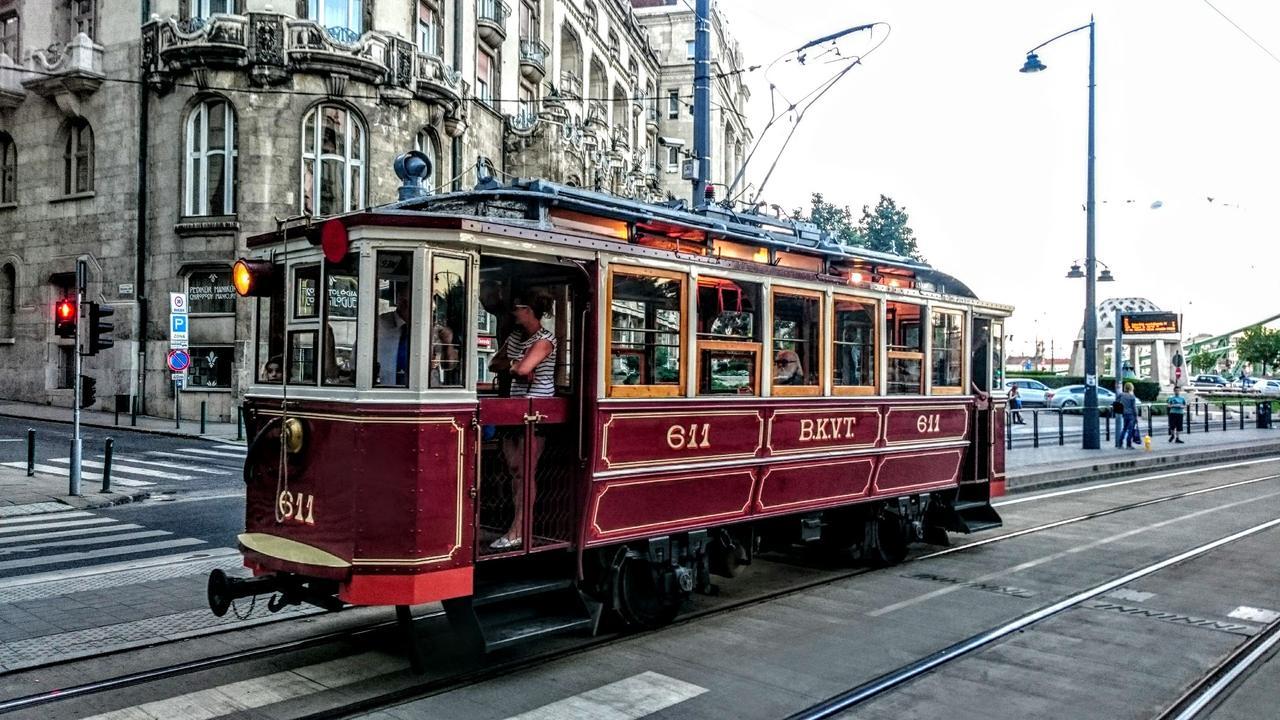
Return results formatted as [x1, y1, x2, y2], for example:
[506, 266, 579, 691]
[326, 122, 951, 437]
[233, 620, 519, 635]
[277, 490, 316, 525]
[666, 422, 711, 450]
[917, 414, 941, 434]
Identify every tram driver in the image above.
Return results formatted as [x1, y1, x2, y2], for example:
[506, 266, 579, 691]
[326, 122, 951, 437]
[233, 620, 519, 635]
[488, 288, 556, 550]
[375, 285, 412, 387]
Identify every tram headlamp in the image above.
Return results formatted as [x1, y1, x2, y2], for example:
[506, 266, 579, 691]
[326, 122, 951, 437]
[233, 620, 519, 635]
[232, 259, 277, 297]
[281, 417, 304, 455]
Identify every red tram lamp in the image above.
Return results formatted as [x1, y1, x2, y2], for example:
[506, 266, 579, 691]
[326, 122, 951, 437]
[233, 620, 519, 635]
[232, 259, 278, 297]
[55, 298, 77, 338]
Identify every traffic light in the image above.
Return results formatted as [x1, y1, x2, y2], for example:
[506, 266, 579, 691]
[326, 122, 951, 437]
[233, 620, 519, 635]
[87, 302, 114, 355]
[55, 298, 77, 338]
[232, 258, 278, 297]
[79, 375, 96, 409]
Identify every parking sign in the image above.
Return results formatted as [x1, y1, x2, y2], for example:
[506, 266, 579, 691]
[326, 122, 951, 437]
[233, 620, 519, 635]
[170, 292, 188, 314]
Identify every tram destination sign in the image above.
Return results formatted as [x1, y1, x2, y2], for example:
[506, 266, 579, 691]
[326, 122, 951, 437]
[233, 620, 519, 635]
[1120, 312, 1180, 335]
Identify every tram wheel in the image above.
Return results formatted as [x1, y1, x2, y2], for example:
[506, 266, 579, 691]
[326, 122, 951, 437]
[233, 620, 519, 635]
[611, 549, 684, 630]
[863, 509, 910, 567]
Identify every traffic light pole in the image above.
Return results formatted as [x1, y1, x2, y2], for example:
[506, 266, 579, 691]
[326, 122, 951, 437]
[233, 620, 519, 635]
[70, 260, 85, 496]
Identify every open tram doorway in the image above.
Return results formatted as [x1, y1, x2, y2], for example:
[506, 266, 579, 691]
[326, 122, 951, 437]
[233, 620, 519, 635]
[474, 256, 591, 560]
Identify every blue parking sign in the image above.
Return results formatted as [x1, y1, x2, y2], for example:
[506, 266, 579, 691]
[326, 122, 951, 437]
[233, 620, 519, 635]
[172, 315, 188, 333]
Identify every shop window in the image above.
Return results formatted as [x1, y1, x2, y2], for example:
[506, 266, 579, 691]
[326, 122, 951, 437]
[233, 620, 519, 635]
[696, 277, 760, 396]
[931, 310, 964, 393]
[301, 104, 365, 216]
[772, 289, 821, 394]
[64, 120, 94, 196]
[833, 296, 876, 394]
[187, 268, 235, 315]
[887, 301, 923, 395]
[429, 254, 467, 388]
[374, 250, 413, 388]
[184, 98, 237, 217]
[608, 267, 684, 397]
[186, 345, 234, 389]
[322, 257, 358, 386]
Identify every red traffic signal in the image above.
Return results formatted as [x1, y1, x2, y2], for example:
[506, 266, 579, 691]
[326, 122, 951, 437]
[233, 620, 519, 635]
[55, 299, 77, 338]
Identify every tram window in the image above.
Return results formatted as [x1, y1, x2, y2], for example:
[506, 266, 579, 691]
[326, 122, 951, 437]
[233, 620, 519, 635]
[608, 268, 684, 397]
[697, 277, 761, 395]
[991, 321, 1005, 391]
[971, 317, 991, 393]
[374, 250, 413, 388]
[429, 255, 468, 388]
[293, 264, 320, 320]
[772, 289, 821, 394]
[931, 310, 964, 393]
[833, 297, 876, 394]
[287, 330, 317, 384]
[322, 259, 359, 386]
[255, 276, 285, 384]
[887, 301, 924, 395]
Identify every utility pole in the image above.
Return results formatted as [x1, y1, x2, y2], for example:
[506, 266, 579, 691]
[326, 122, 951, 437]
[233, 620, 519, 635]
[691, 0, 711, 207]
[70, 259, 86, 496]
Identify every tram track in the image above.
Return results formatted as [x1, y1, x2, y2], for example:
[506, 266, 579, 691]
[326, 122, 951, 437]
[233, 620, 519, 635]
[9, 464, 1278, 719]
[1155, 615, 1280, 720]
[783, 515, 1280, 720]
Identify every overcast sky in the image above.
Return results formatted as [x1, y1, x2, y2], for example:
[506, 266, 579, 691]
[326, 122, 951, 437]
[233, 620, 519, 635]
[726, 0, 1280, 358]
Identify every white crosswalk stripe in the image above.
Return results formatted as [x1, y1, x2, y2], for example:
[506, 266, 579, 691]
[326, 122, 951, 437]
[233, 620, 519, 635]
[5, 445, 244, 489]
[0, 510, 213, 578]
[176, 447, 247, 459]
[1, 461, 155, 487]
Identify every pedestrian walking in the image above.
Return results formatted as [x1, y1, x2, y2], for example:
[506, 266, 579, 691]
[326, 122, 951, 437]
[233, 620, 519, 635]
[1118, 382, 1140, 449]
[1167, 385, 1187, 444]
[1009, 384, 1025, 424]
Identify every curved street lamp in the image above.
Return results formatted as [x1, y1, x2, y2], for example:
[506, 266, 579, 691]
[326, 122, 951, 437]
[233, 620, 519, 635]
[1021, 17, 1100, 449]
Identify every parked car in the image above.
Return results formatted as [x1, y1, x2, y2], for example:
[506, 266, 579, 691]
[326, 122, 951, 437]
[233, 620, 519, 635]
[1191, 374, 1230, 388]
[1253, 379, 1280, 397]
[1047, 384, 1117, 416]
[1002, 378, 1052, 407]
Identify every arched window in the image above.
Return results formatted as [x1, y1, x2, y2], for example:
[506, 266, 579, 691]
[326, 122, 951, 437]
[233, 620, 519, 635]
[64, 120, 93, 195]
[0, 132, 14, 205]
[301, 104, 366, 216]
[184, 98, 237, 216]
[0, 263, 14, 339]
[414, 127, 441, 193]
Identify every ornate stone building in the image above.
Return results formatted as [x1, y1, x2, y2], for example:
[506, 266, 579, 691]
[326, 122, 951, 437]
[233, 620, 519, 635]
[0, 0, 750, 420]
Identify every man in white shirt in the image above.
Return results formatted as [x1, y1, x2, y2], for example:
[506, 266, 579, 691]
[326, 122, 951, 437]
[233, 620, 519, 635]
[376, 286, 411, 386]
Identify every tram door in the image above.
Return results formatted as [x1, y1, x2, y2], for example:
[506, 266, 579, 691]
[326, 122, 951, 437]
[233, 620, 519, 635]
[475, 259, 587, 559]
[966, 317, 994, 483]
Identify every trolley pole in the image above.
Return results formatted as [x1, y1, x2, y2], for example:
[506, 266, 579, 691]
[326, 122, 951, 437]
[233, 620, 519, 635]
[691, 0, 711, 207]
[70, 259, 86, 496]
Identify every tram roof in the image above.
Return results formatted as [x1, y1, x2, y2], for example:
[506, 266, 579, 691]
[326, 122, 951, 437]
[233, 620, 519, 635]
[255, 179, 985, 301]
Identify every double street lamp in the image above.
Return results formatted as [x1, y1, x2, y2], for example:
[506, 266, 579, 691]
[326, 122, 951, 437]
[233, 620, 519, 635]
[1021, 17, 1102, 450]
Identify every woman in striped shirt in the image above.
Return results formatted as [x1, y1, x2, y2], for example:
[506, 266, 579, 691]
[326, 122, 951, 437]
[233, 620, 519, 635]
[489, 288, 556, 549]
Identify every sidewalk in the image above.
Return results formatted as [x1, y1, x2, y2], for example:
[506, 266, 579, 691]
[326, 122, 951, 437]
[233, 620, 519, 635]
[0, 399, 244, 444]
[0, 463, 149, 515]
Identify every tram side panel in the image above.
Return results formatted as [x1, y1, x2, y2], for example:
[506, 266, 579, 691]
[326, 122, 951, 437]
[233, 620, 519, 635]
[241, 399, 477, 606]
[584, 399, 975, 546]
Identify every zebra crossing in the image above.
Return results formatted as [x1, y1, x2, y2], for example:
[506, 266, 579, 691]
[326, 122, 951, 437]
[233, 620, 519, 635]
[0, 506, 216, 579]
[2, 445, 245, 488]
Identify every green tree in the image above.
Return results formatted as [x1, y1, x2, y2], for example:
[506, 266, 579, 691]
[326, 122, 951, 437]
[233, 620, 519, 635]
[1235, 325, 1280, 375]
[858, 194, 926, 261]
[1187, 349, 1220, 374]
[793, 193, 862, 246]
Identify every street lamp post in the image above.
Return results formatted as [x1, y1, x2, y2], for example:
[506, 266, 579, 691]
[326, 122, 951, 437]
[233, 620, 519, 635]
[1021, 17, 1100, 450]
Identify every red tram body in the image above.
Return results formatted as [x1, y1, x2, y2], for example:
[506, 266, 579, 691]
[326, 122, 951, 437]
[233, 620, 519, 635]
[215, 179, 1011, 649]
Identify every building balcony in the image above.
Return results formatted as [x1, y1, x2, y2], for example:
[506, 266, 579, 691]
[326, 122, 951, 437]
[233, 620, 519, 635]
[611, 126, 630, 152]
[559, 70, 582, 100]
[21, 33, 104, 117]
[519, 37, 549, 82]
[0, 54, 25, 109]
[476, 0, 510, 49]
[587, 99, 607, 127]
[646, 105, 658, 128]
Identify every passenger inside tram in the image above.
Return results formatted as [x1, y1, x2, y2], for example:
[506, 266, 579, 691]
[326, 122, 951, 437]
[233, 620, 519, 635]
[262, 356, 283, 383]
[375, 284, 412, 387]
[489, 287, 557, 550]
[773, 349, 805, 385]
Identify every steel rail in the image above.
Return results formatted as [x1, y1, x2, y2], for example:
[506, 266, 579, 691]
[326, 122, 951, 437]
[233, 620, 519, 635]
[783, 516, 1280, 720]
[0, 609, 444, 714]
[1157, 615, 1280, 720]
[8, 471, 1277, 715]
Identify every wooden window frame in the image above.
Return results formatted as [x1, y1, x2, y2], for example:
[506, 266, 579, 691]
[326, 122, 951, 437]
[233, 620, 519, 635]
[930, 308, 965, 395]
[770, 286, 823, 398]
[696, 339, 761, 397]
[606, 265, 687, 399]
[832, 294, 878, 397]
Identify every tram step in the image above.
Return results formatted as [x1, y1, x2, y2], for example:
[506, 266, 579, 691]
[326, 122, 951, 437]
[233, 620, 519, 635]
[484, 612, 595, 651]
[472, 577, 576, 608]
[947, 500, 1003, 534]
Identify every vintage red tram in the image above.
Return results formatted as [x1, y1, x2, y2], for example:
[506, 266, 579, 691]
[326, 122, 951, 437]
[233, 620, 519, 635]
[210, 171, 1011, 651]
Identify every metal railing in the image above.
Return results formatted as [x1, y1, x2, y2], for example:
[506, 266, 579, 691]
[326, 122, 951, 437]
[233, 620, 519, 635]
[519, 37, 549, 66]
[476, 0, 511, 27]
[560, 70, 582, 99]
[1006, 399, 1276, 450]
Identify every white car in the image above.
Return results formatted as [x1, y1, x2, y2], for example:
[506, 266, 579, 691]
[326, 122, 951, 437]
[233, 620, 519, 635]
[1253, 379, 1280, 397]
[1002, 378, 1051, 406]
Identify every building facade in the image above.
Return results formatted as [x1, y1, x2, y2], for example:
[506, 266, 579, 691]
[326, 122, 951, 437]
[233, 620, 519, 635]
[0, 0, 751, 420]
